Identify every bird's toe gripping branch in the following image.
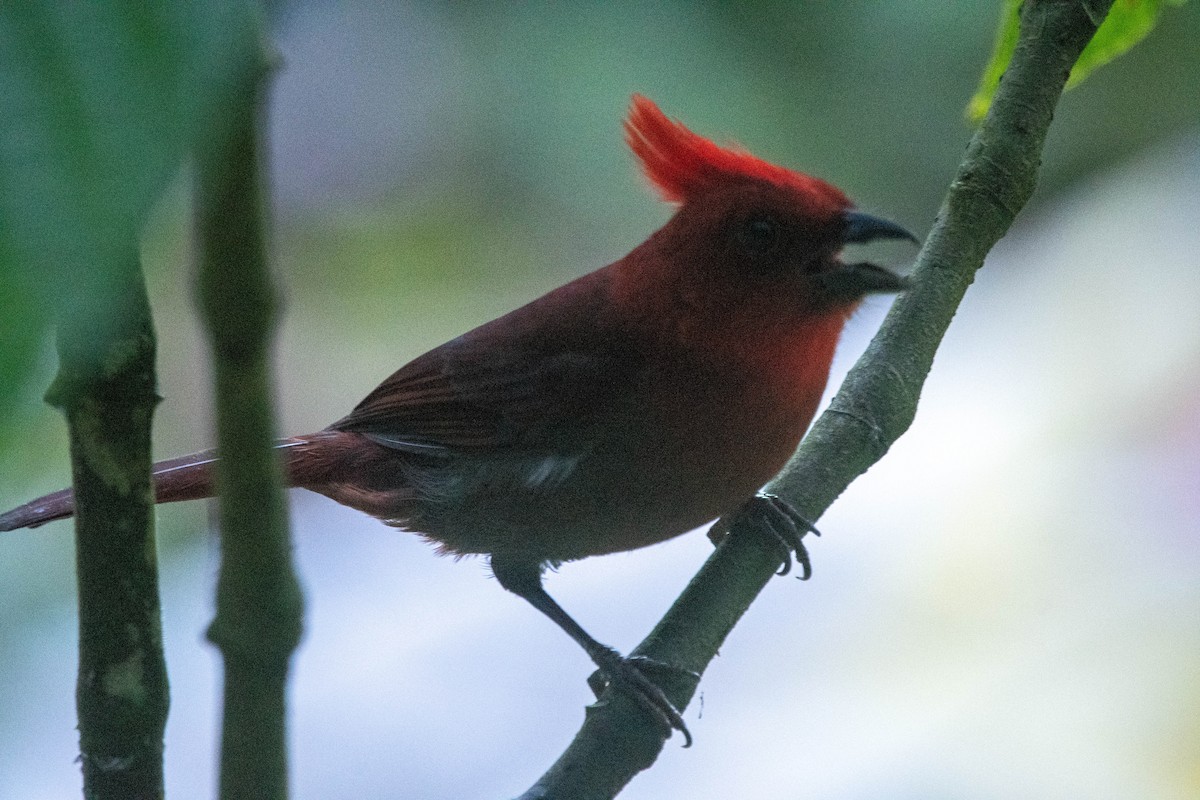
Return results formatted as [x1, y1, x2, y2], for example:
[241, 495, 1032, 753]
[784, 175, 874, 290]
[710, 493, 821, 580]
[584, 648, 698, 748]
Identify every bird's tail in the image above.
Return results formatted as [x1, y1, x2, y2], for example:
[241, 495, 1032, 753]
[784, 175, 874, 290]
[0, 432, 366, 532]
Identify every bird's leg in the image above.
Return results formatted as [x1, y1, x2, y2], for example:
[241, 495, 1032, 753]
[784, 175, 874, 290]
[490, 556, 694, 747]
[709, 492, 821, 579]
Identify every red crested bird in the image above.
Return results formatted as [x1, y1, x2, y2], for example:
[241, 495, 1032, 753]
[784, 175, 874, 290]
[1, 95, 915, 745]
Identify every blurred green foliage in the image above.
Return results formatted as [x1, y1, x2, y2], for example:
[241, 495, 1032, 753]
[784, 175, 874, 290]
[968, 0, 1189, 123]
[0, 2, 259, 440]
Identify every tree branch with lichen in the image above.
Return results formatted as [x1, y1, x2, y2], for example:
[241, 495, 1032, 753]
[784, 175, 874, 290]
[515, 1, 1116, 798]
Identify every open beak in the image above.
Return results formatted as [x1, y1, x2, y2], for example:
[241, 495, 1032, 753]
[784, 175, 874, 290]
[822, 209, 918, 298]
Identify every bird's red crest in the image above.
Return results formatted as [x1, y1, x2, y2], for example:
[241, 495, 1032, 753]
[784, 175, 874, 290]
[624, 95, 849, 214]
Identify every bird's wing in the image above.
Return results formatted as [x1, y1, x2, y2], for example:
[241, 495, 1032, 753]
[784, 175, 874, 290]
[329, 278, 643, 455]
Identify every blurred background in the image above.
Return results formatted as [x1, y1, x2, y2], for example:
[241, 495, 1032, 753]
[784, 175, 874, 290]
[2, 2, 1199, 798]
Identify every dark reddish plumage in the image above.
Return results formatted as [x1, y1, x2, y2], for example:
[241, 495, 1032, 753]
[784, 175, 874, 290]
[1, 96, 914, 744]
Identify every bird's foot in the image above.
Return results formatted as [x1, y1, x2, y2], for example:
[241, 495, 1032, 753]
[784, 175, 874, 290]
[714, 493, 820, 579]
[585, 649, 697, 747]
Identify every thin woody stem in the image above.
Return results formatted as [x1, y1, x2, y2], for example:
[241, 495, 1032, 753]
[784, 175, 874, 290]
[194, 27, 303, 800]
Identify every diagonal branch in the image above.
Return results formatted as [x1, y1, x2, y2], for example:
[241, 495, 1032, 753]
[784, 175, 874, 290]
[516, 1, 1115, 798]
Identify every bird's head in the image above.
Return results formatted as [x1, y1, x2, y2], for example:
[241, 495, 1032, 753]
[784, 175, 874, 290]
[622, 95, 914, 318]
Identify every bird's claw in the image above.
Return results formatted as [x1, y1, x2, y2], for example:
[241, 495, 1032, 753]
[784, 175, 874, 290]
[587, 655, 700, 696]
[586, 650, 696, 747]
[730, 492, 820, 580]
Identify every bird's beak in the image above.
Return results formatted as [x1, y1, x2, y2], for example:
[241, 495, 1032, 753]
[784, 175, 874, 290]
[842, 209, 919, 245]
[830, 261, 911, 295]
[822, 209, 917, 298]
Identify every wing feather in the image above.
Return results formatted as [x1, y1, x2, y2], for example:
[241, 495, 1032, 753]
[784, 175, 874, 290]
[329, 273, 643, 456]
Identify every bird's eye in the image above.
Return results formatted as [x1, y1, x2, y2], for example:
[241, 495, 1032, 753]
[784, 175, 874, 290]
[736, 213, 782, 256]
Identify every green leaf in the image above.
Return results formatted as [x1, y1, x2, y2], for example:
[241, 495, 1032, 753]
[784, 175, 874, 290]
[1069, 0, 1188, 88]
[0, 1, 261, 419]
[966, 0, 1022, 126]
[966, 0, 1188, 124]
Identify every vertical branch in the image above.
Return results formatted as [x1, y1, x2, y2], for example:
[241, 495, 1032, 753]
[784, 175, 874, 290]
[47, 244, 167, 800]
[194, 43, 303, 800]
